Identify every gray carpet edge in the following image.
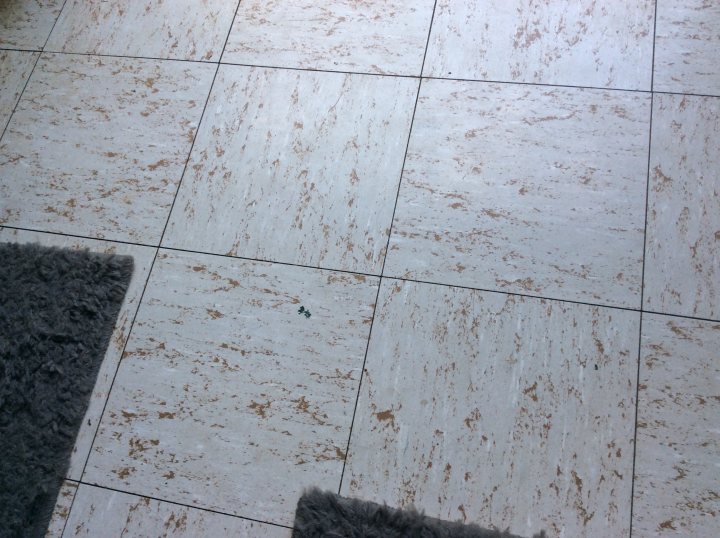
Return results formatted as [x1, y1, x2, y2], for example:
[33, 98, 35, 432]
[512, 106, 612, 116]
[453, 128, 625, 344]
[0, 242, 134, 538]
[293, 488, 546, 538]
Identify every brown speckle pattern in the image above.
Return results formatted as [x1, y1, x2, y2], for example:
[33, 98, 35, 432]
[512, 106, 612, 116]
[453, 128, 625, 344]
[223, 0, 436, 75]
[0, 0, 63, 49]
[633, 315, 720, 536]
[45, 480, 78, 537]
[0, 50, 38, 131]
[0, 3, 715, 535]
[385, 80, 649, 307]
[0, 54, 214, 243]
[46, 0, 239, 61]
[424, 0, 655, 89]
[644, 94, 720, 319]
[164, 66, 417, 273]
[84, 250, 378, 525]
[343, 279, 639, 536]
[654, 0, 720, 95]
[63, 483, 291, 537]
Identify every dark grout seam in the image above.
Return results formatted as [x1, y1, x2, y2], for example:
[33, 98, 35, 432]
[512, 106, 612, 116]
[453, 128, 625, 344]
[336, 0, 439, 495]
[3, 223, 719, 326]
[652, 89, 720, 100]
[67, 479, 294, 531]
[422, 74, 654, 95]
[628, 1, 660, 535]
[0, 52, 41, 142]
[66, 3, 246, 532]
[6, 47, 697, 97]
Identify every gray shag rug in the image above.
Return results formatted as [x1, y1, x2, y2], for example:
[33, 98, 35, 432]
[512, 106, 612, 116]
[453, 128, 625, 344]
[293, 489, 545, 538]
[0, 242, 133, 538]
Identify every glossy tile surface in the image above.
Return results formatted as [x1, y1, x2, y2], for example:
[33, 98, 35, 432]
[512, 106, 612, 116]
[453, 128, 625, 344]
[0, 0, 62, 49]
[0, 228, 155, 479]
[164, 66, 417, 273]
[343, 279, 639, 537]
[633, 315, 720, 536]
[46, 0, 239, 61]
[0, 50, 38, 131]
[644, 94, 720, 320]
[223, 0, 435, 75]
[84, 250, 378, 526]
[385, 80, 649, 307]
[46, 481, 78, 537]
[63, 484, 291, 537]
[0, 54, 214, 243]
[654, 0, 720, 95]
[424, 0, 655, 90]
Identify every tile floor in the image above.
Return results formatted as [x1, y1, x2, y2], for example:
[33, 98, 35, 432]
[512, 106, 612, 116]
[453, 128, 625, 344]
[0, 1, 718, 537]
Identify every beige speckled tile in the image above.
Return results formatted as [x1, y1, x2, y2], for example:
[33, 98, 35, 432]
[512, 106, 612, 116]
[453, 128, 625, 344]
[63, 484, 292, 537]
[222, 0, 435, 75]
[342, 279, 639, 537]
[385, 80, 649, 308]
[0, 50, 38, 131]
[0, 54, 214, 243]
[164, 66, 417, 274]
[644, 94, 720, 320]
[84, 250, 378, 526]
[0, 228, 155, 480]
[46, 0, 239, 61]
[46, 481, 78, 537]
[654, 0, 720, 95]
[633, 315, 720, 536]
[0, 0, 63, 50]
[424, 0, 655, 90]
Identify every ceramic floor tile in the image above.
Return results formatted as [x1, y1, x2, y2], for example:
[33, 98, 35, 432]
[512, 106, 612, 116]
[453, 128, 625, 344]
[654, 0, 720, 95]
[164, 66, 417, 274]
[46, 480, 78, 537]
[84, 250, 378, 526]
[63, 484, 292, 537]
[0, 54, 215, 243]
[222, 0, 435, 75]
[423, 0, 655, 90]
[342, 279, 639, 537]
[46, 0, 239, 61]
[385, 80, 649, 308]
[0, 0, 63, 50]
[0, 50, 38, 132]
[644, 94, 720, 320]
[0, 228, 155, 479]
[633, 315, 720, 536]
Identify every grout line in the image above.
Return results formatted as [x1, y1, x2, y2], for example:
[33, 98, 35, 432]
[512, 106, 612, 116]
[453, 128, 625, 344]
[68, 480, 294, 531]
[217, 0, 243, 64]
[0, 46, 42, 53]
[422, 74, 653, 95]
[653, 89, 720, 99]
[41, 0, 69, 50]
[629, 1, 659, 533]
[74, 65, 221, 473]
[335, 272, 384, 494]
[337, 0, 439, 495]
[65, 6, 245, 530]
[219, 59, 419, 80]
[39, 48, 217, 65]
[75, 247, 160, 478]
[0, 49, 44, 143]
[12, 46, 716, 98]
[155, 0, 242, 248]
[46, 3, 81, 534]
[4, 224, 720, 325]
